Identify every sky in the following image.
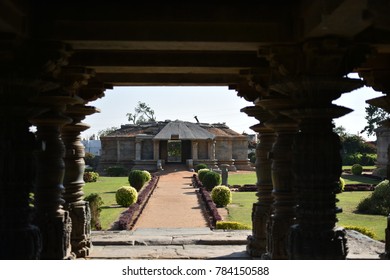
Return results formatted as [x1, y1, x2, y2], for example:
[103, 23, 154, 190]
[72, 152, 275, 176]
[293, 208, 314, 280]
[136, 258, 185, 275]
[81, 82, 384, 142]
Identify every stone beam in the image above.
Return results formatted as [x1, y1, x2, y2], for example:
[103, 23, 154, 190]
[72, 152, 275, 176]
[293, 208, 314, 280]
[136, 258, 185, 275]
[69, 51, 268, 69]
[94, 73, 243, 86]
[301, 0, 371, 38]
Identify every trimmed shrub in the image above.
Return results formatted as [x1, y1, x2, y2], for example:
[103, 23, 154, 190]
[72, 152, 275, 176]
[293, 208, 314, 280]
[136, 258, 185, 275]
[195, 164, 208, 172]
[197, 168, 210, 182]
[115, 186, 138, 207]
[351, 164, 363, 175]
[357, 180, 390, 215]
[202, 171, 222, 191]
[211, 185, 232, 207]
[142, 170, 152, 182]
[216, 221, 251, 230]
[105, 166, 127, 177]
[84, 193, 104, 230]
[335, 177, 345, 193]
[128, 169, 147, 191]
[84, 171, 99, 183]
[343, 225, 377, 239]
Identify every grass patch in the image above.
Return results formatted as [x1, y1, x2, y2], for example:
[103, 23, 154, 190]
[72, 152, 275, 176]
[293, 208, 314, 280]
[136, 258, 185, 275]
[225, 191, 387, 241]
[228, 172, 256, 186]
[341, 174, 380, 185]
[342, 166, 376, 171]
[337, 191, 387, 241]
[226, 192, 254, 229]
[84, 176, 130, 230]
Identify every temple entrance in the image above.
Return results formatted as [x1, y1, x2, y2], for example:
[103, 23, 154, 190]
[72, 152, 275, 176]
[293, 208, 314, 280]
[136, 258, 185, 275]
[167, 140, 182, 162]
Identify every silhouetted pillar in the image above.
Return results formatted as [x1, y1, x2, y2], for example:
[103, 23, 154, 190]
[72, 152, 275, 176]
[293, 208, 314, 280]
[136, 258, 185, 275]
[135, 139, 142, 160]
[0, 84, 42, 259]
[259, 98, 298, 259]
[241, 105, 275, 257]
[30, 93, 80, 259]
[260, 38, 368, 259]
[62, 104, 98, 257]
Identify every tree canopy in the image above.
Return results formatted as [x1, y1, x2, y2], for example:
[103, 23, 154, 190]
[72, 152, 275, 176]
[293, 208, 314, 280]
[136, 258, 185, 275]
[361, 105, 390, 137]
[126, 101, 156, 124]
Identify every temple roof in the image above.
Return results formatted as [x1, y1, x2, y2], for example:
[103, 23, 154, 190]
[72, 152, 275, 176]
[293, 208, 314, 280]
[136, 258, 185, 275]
[102, 120, 245, 140]
[154, 120, 215, 140]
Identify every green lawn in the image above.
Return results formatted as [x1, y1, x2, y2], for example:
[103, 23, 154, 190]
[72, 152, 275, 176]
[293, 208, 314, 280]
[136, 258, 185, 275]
[228, 172, 257, 186]
[226, 191, 387, 241]
[341, 174, 381, 185]
[337, 192, 387, 241]
[84, 176, 130, 230]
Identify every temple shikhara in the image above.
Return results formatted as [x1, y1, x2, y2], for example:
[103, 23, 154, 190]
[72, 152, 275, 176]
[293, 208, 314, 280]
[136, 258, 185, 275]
[99, 120, 252, 172]
[1, 1, 390, 260]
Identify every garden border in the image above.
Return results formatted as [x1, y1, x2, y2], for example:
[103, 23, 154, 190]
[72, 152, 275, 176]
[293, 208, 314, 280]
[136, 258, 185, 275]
[113, 175, 160, 230]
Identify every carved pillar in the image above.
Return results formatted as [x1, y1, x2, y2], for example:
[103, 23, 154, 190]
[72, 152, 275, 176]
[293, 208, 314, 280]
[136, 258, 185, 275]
[261, 38, 368, 259]
[62, 104, 98, 257]
[0, 40, 73, 259]
[241, 106, 275, 257]
[192, 141, 199, 160]
[0, 85, 42, 259]
[153, 140, 160, 160]
[135, 139, 142, 160]
[30, 93, 81, 259]
[258, 98, 298, 260]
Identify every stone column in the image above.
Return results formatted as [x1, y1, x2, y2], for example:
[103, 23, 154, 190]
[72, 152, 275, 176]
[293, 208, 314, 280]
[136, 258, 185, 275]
[241, 105, 275, 257]
[135, 139, 142, 160]
[153, 140, 160, 160]
[0, 84, 42, 259]
[259, 38, 369, 259]
[192, 141, 199, 161]
[258, 98, 298, 260]
[116, 140, 121, 161]
[62, 104, 99, 258]
[30, 94, 81, 259]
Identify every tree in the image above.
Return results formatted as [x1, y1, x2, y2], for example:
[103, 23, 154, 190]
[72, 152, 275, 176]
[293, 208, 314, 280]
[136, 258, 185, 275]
[126, 101, 156, 124]
[98, 126, 119, 137]
[361, 105, 390, 137]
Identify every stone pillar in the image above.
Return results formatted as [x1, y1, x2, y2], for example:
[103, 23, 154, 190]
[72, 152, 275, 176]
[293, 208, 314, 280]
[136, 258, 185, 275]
[258, 98, 298, 260]
[30, 94, 81, 259]
[0, 84, 42, 259]
[135, 139, 142, 160]
[116, 139, 121, 161]
[62, 104, 98, 258]
[192, 141, 199, 161]
[153, 140, 160, 160]
[220, 164, 229, 185]
[260, 38, 368, 259]
[241, 106, 275, 257]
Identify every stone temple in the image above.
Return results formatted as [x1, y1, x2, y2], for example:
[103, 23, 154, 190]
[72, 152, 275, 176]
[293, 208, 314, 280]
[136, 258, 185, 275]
[99, 120, 253, 172]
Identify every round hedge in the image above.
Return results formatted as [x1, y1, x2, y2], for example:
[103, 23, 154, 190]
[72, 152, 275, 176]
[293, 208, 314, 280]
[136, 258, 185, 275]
[128, 169, 147, 191]
[211, 185, 232, 207]
[351, 164, 363, 175]
[142, 170, 152, 182]
[195, 164, 208, 172]
[357, 179, 390, 215]
[202, 171, 222, 191]
[115, 186, 138, 207]
[197, 168, 210, 182]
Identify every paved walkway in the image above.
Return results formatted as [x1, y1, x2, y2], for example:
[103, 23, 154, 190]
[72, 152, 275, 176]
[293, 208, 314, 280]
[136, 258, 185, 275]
[134, 166, 209, 229]
[87, 165, 385, 259]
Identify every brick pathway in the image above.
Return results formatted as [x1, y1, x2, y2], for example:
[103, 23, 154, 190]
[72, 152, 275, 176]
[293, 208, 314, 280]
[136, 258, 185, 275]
[133, 166, 209, 229]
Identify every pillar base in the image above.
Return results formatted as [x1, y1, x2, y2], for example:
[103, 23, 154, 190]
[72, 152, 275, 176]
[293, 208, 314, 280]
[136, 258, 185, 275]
[38, 211, 74, 260]
[0, 225, 41, 260]
[67, 201, 92, 258]
[288, 225, 348, 260]
[246, 202, 270, 257]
